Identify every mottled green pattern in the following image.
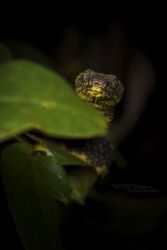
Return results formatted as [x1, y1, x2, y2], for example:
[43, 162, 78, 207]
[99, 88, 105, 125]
[63, 70, 125, 174]
[75, 69, 124, 123]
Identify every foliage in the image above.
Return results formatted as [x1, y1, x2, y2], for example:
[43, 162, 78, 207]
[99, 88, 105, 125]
[0, 59, 106, 250]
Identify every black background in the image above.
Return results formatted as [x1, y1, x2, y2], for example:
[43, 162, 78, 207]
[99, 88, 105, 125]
[0, 4, 166, 249]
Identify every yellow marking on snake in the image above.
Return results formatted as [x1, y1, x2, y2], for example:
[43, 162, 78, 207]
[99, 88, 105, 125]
[75, 69, 124, 123]
[59, 70, 124, 175]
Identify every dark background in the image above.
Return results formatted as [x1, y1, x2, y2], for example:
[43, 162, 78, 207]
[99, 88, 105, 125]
[0, 5, 166, 249]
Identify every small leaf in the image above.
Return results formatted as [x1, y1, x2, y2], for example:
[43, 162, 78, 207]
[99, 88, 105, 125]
[32, 142, 98, 204]
[0, 142, 71, 250]
[68, 166, 97, 204]
[45, 142, 88, 166]
[0, 60, 106, 143]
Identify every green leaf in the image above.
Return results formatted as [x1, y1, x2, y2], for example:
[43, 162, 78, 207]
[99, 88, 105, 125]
[0, 142, 72, 250]
[68, 166, 97, 204]
[45, 142, 89, 166]
[32, 142, 98, 204]
[0, 60, 106, 143]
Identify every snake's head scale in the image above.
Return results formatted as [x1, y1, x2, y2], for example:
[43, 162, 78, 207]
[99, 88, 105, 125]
[75, 69, 124, 107]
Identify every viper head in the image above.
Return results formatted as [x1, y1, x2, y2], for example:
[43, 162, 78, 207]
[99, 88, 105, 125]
[75, 69, 124, 106]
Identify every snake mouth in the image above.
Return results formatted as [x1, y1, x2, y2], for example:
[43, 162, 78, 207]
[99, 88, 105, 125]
[77, 90, 112, 105]
[87, 89, 103, 98]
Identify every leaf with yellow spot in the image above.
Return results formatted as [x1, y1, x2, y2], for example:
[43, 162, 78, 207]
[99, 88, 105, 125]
[0, 60, 106, 143]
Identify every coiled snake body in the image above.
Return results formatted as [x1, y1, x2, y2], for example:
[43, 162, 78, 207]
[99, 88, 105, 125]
[66, 69, 124, 174]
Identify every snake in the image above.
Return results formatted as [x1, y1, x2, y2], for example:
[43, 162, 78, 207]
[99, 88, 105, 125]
[75, 69, 124, 123]
[61, 69, 124, 174]
[33, 69, 124, 175]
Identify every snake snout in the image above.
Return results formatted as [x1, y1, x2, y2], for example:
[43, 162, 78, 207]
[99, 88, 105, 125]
[87, 81, 103, 98]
